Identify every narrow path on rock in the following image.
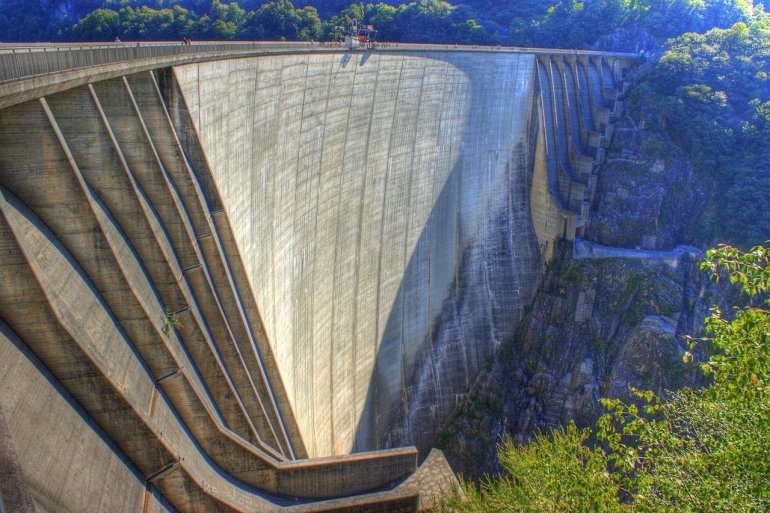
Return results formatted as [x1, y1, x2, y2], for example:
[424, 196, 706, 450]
[573, 238, 702, 262]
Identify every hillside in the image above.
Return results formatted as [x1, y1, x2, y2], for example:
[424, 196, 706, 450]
[440, 14, 770, 479]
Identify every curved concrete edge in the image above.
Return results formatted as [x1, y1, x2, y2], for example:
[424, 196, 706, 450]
[1, 82, 422, 502]
[35, 88, 291, 463]
[0, 47, 322, 110]
[0, 44, 635, 512]
[171, 49, 544, 457]
[0, 185, 421, 507]
[133, 68, 307, 459]
[0, 318, 174, 513]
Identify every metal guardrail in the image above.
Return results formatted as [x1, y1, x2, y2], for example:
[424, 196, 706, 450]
[0, 40, 638, 85]
[0, 41, 315, 84]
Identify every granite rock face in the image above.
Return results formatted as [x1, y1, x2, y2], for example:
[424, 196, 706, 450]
[440, 244, 713, 478]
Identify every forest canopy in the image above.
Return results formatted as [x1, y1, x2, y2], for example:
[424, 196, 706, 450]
[0, 0, 765, 48]
[632, 19, 770, 246]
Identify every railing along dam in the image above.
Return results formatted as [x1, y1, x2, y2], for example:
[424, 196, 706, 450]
[0, 42, 633, 513]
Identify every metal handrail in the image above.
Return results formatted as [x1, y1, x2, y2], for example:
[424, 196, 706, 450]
[0, 40, 638, 85]
[0, 41, 315, 84]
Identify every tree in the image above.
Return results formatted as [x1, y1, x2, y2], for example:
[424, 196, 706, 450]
[364, 3, 397, 40]
[70, 8, 120, 41]
[244, 0, 321, 40]
[392, 0, 456, 43]
[605, 244, 770, 510]
[633, 21, 770, 246]
[453, 423, 629, 513]
[191, 0, 247, 39]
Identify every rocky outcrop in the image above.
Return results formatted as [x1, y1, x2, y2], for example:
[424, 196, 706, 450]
[437, 101, 738, 478]
[440, 242, 712, 478]
[584, 111, 709, 250]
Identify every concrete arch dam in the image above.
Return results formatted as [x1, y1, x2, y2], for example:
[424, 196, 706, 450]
[0, 45, 631, 512]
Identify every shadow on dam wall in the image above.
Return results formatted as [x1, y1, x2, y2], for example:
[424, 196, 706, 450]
[357, 50, 630, 455]
[352, 60, 544, 454]
[0, 42, 631, 511]
[359, 139, 543, 455]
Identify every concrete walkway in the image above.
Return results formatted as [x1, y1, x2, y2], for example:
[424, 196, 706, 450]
[574, 238, 702, 263]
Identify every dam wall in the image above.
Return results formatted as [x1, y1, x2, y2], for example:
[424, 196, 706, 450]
[0, 44, 631, 511]
[172, 51, 541, 457]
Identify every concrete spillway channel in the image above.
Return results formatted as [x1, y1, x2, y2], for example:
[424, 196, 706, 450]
[0, 44, 632, 512]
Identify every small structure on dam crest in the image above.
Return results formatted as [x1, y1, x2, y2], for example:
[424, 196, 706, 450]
[0, 42, 631, 512]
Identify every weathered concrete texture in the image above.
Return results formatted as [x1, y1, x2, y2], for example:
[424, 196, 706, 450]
[174, 50, 629, 456]
[0, 321, 167, 513]
[173, 52, 541, 456]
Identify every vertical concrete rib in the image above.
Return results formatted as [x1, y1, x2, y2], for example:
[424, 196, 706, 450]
[536, 58, 566, 210]
[562, 59, 586, 155]
[39, 92, 277, 466]
[588, 58, 608, 110]
[130, 70, 304, 457]
[547, 58, 576, 186]
[80, 81, 268, 450]
[576, 60, 600, 146]
[106, 74, 280, 450]
[0, 184, 177, 481]
[0, 180, 421, 509]
[91, 80, 300, 460]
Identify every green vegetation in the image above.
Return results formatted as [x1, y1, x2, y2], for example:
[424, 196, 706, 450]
[0, 0, 764, 48]
[456, 423, 627, 512]
[161, 308, 182, 334]
[443, 243, 770, 511]
[633, 21, 770, 246]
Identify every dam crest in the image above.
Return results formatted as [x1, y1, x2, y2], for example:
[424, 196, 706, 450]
[0, 43, 631, 512]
